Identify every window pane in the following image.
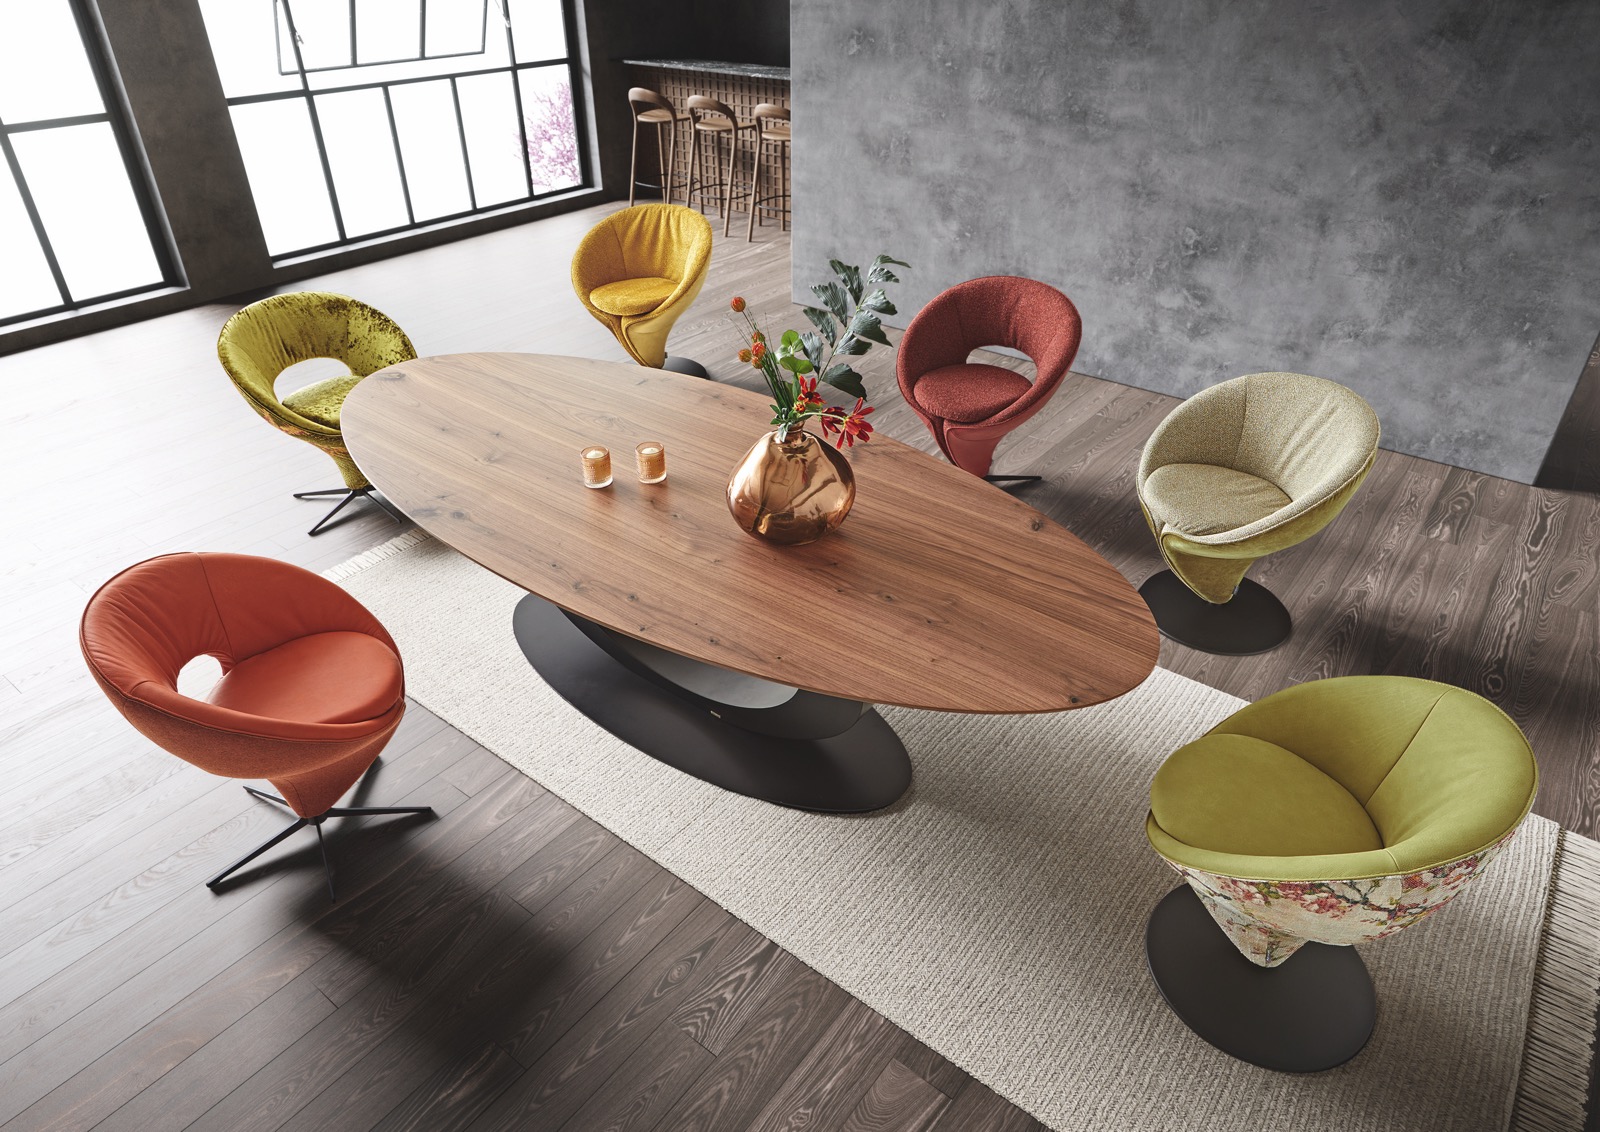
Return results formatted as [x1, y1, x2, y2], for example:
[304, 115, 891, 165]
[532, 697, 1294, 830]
[279, 0, 354, 72]
[424, 0, 488, 58]
[518, 67, 579, 195]
[355, 0, 420, 65]
[0, 170, 61, 320]
[0, 0, 103, 123]
[197, 0, 302, 99]
[200, 0, 584, 259]
[304, 25, 509, 90]
[507, 0, 566, 63]
[10, 123, 163, 299]
[457, 71, 526, 207]
[391, 80, 471, 221]
[230, 99, 340, 254]
[315, 88, 410, 236]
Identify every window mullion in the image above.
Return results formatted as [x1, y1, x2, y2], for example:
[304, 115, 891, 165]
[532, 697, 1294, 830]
[499, 1, 532, 197]
[279, 0, 348, 243]
[381, 85, 415, 226]
[449, 75, 477, 211]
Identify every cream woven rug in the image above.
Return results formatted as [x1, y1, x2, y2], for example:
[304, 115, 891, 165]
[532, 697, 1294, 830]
[330, 532, 1599, 1132]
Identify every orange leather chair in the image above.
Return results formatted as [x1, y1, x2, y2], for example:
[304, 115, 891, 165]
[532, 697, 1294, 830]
[80, 552, 432, 899]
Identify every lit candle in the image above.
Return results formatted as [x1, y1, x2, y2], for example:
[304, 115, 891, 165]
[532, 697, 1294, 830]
[635, 440, 667, 483]
[580, 445, 612, 488]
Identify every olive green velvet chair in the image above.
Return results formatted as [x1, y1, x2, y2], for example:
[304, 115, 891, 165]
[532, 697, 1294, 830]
[571, 204, 713, 376]
[1137, 372, 1380, 655]
[1144, 675, 1538, 1071]
[218, 292, 416, 536]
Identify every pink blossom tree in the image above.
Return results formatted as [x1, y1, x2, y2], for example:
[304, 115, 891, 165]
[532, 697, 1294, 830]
[522, 80, 580, 194]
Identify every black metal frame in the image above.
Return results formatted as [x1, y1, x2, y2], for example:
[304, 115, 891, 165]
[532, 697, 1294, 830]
[0, 0, 178, 329]
[274, 0, 490, 75]
[293, 485, 407, 536]
[207, 785, 434, 901]
[246, 0, 590, 260]
[512, 594, 914, 813]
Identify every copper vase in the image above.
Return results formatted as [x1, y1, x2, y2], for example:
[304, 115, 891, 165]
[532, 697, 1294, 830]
[726, 428, 856, 545]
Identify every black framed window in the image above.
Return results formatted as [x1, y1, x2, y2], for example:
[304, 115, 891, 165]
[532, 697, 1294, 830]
[199, 0, 589, 259]
[0, 0, 176, 328]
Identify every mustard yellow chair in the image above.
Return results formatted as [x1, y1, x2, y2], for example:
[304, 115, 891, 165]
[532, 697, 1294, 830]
[1144, 676, 1538, 1071]
[571, 204, 713, 376]
[218, 292, 416, 536]
[1137, 372, 1380, 654]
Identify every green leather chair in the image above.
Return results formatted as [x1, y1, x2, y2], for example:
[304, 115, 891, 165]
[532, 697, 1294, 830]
[1137, 372, 1380, 654]
[218, 292, 416, 536]
[1144, 675, 1538, 1071]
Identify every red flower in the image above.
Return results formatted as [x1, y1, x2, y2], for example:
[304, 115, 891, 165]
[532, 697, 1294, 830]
[730, 296, 746, 312]
[795, 374, 822, 411]
[838, 400, 875, 447]
[737, 348, 752, 364]
[821, 399, 875, 448]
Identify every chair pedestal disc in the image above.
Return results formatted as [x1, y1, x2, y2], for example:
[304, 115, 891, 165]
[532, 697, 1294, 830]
[660, 356, 710, 379]
[512, 593, 912, 813]
[1145, 886, 1376, 1073]
[1138, 570, 1292, 656]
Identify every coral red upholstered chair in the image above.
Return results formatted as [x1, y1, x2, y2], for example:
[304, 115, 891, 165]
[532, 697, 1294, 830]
[896, 276, 1082, 483]
[80, 552, 432, 899]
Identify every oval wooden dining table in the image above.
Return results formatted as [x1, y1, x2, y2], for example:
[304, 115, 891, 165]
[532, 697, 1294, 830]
[342, 354, 1159, 812]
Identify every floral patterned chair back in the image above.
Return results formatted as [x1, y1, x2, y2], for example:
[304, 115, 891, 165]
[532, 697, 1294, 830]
[1145, 674, 1538, 967]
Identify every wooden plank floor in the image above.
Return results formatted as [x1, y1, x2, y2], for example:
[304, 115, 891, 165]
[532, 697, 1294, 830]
[1, 201, 1595, 1130]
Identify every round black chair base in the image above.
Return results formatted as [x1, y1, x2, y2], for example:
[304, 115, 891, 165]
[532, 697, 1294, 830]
[1146, 886, 1376, 1073]
[1138, 570, 1292, 656]
[512, 594, 912, 813]
[660, 356, 710, 379]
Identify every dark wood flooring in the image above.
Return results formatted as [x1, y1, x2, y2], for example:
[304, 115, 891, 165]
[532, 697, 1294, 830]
[1, 201, 1594, 1130]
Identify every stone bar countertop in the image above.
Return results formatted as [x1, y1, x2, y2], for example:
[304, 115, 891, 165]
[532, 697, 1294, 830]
[623, 58, 790, 81]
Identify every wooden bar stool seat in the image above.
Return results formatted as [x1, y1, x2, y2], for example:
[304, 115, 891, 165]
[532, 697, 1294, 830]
[746, 103, 791, 241]
[686, 95, 755, 236]
[628, 87, 690, 206]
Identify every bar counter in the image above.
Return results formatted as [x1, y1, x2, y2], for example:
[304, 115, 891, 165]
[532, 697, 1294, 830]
[623, 58, 790, 231]
[622, 58, 790, 82]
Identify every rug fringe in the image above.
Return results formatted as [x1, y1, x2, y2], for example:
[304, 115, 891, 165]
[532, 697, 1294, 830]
[321, 528, 435, 581]
[1512, 828, 1600, 1131]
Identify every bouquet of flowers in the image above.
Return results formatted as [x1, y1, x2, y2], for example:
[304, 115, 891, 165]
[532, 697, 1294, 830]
[729, 254, 909, 446]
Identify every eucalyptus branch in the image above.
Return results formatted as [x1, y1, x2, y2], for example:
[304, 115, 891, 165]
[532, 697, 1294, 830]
[724, 254, 908, 447]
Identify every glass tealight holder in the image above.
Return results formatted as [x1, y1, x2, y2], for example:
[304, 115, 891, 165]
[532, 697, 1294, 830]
[635, 440, 667, 483]
[580, 445, 612, 488]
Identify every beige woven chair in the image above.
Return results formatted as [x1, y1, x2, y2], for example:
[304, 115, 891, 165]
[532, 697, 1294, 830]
[1136, 372, 1379, 654]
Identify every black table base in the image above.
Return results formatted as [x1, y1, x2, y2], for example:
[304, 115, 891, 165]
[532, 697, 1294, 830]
[512, 594, 912, 813]
[660, 356, 710, 379]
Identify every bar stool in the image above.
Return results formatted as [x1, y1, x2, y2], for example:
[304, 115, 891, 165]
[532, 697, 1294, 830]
[686, 94, 754, 236]
[628, 87, 689, 206]
[746, 103, 790, 241]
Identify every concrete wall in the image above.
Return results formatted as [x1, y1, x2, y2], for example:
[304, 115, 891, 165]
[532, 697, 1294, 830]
[792, 0, 1600, 482]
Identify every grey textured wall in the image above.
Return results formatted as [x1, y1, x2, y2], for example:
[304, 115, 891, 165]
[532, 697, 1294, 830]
[792, 0, 1600, 482]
